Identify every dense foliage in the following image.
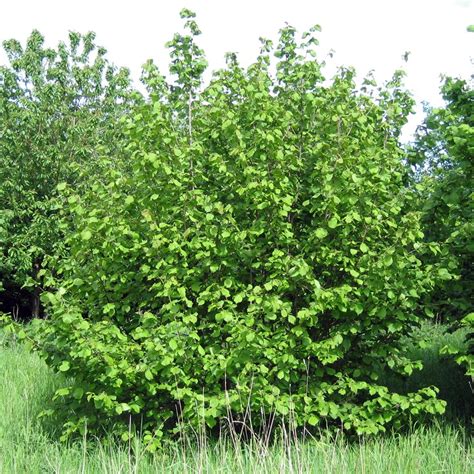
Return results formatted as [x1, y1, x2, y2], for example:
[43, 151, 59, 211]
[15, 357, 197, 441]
[412, 77, 473, 321]
[411, 77, 473, 387]
[24, 12, 451, 446]
[1, 10, 471, 448]
[0, 30, 135, 318]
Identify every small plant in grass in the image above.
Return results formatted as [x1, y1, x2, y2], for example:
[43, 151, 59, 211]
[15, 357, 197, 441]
[28, 10, 448, 447]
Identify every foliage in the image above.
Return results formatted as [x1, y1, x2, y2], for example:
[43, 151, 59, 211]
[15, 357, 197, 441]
[29, 12, 449, 446]
[411, 77, 473, 321]
[441, 313, 474, 382]
[439, 313, 473, 428]
[1, 337, 472, 474]
[410, 76, 473, 397]
[0, 30, 136, 317]
[380, 321, 472, 422]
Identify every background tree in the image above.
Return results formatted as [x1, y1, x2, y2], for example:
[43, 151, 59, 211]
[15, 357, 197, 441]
[411, 76, 473, 322]
[410, 75, 473, 402]
[0, 30, 137, 318]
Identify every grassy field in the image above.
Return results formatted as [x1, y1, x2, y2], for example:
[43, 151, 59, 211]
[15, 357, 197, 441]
[0, 327, 472, 474]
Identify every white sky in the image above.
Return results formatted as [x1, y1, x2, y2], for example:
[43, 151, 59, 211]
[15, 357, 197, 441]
[1, 0, 473, 139]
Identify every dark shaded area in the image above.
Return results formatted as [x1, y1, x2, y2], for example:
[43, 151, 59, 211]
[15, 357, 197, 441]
[380, 323, 473, 428]
[0, 280, 37, 321]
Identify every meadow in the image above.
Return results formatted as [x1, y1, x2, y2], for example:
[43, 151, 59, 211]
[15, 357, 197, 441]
[1, 325, 471, 474]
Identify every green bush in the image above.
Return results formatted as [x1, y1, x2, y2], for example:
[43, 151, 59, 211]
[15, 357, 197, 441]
[33, 11, 447, 446]
[440, 314, 474, 399]
[380, 321, 472, 422]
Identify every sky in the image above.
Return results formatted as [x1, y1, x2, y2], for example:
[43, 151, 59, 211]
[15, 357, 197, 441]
[0, 0, 472, 139]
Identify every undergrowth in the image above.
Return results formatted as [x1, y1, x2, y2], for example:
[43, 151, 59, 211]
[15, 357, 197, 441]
[0, 324, 472, 473]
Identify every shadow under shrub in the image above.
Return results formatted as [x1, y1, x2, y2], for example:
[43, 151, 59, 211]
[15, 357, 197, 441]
[30, 10, 449, 448]
[379, 322, 473, 425]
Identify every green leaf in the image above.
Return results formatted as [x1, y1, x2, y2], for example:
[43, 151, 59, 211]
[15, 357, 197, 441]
[315, 228, 328, 239]
[169, 339, 178, 351]
[234, 294, 243, 304]
[73, 387, 84, 399]
[81, 230, 92, 241]
[461, 313, 474, 325]
[275, 402, 289, 416]
[145, 369, 153, 381]
[307, 415, 319, 426]
[246, 332, 255, 342]
[59, 361, 70, 372]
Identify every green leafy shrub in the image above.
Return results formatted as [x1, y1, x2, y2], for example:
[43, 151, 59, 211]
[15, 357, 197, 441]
[441, 314, 474, 388]
[33, 11, 446, 446]
[380, 321, 472, 421]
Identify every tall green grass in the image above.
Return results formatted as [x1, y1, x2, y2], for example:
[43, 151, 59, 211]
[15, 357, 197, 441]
[0, 328, 472, 474]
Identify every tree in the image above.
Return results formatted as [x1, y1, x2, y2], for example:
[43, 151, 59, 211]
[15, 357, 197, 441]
[31, 12, 446, 445]
[411, 76, 473, 321]
[411, 75, 473, 405]
[0, 30, 136, 318]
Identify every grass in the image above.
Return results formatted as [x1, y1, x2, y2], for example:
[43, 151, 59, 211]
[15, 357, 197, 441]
[0, 327, 472, 473]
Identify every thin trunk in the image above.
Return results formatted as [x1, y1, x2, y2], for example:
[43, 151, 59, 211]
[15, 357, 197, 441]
[188, 91, 194, 186]
[31, 258, 42, 318]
